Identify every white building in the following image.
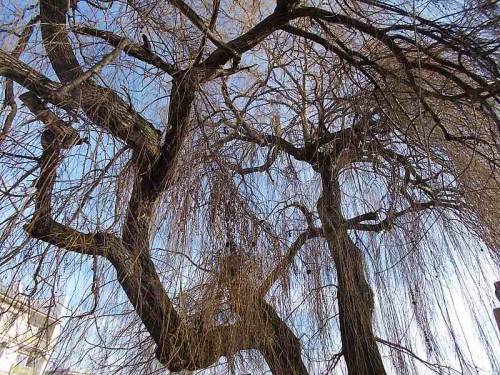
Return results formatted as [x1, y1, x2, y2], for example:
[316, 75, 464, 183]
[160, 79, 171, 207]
[0, 283, 64, 375]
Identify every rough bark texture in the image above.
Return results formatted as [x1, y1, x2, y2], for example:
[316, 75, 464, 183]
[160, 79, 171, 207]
[225, 258, 309, 375]
[257, 301, 310, 375]
[16, 1, 310, 373]
[40, 0, 160, 160]
[317, 164, 386, 375]
[4, 0, 492, 373]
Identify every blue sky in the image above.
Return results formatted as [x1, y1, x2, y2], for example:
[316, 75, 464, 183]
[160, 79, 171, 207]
[1, 0, 499, 373]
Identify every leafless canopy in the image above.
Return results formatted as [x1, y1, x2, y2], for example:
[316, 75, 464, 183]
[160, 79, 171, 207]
[0, 0, 499, 374]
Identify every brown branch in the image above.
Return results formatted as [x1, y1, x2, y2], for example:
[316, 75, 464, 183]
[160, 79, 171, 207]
[56, 39, 130, 98]
[19, 88, 111, 258]
[72, 26, 178, 75]
[0, 49, 61, 96]
[1, 15, 40, 145]
[19, 92, 87, 148]
[0, 47, 159, 159]
[230, 146, 279, 176]
[287, 7, 497, 104]
[39, 0, 160, 160]
[345, 211, 379, 226]
[376, 336, 462, 374]
[0, 101, 16, 145]
[17, 84, 249, 372]
[221, 82, 312, 162]
[25, 219, 117, 257]
[162, 0, 239, 61]
[258, 227, 322, 299]
[283, 202, 317, 230]
[347, 200, 459, 232]
[202, 10, 293, 68]
[193, 0, 221, 65]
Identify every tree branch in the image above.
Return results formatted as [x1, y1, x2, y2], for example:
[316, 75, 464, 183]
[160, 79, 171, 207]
[21, 97, 115, 258]
[56, 39, 130, 98]
[258, 227, 322, 299]
[164, 0, 240, 61]
[73, 25, 178, 75]
[39, 0, 160, 161]
[19, 92, 87, 148]
[202, 10, 293, 68]
[1, 15, 40, 144]
[347, 200, 459, 232]
[230, 146, 279, 176]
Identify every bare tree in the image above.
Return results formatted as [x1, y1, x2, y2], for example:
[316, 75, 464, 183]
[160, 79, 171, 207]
[0, 0, 498, 374]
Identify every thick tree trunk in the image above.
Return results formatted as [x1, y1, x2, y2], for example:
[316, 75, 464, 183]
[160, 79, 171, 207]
[317, 165, 386, 375]
[257, 300, 309, 375]
[327, 231, 385, 375]
[225, 258, 309, 375]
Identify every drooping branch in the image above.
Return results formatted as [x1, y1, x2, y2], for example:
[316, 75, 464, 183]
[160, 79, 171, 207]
[16, 86, 256, 374]
[290, 6, 498, 99]
[3, 2, 497, 375]
[219, 247, 309, 375]
[162, 0, 240, 61]
[25, 4, 309, 371]
[376, 337, 461, 374]
[1, 15, 40, 144]
[357, 0, 499, 77]
[258, 227, 322, 299]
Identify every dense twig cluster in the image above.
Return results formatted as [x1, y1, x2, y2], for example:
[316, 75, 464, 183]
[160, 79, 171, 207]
[0, 0, 498, 374]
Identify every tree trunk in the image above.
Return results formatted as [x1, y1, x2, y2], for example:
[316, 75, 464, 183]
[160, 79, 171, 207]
[317, 165, 386, 375]
[328, 231, 385, 375]
[257, 300, 309, 375]
[225, 261, 309, 375]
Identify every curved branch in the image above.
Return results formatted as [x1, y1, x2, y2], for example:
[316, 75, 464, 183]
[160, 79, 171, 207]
[73, 25, 178, 75]
[19, 92, 87, 148]
[258, 227, 322, 299]
[39, 0, 160, 160]
[202, 10, 293, 68]
[231, 146, 279, 176]
[164, 0, 239, 61]
[347, 200, 459, 232]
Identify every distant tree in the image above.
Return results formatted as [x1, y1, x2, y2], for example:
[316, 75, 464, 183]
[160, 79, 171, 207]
[0, 0, 498, 374]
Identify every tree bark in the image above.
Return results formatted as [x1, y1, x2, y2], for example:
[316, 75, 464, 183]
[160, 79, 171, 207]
[317, 165, 386, 375]
[225, 257, 309, 375]
[28, 1, 311, 373]
[257, 300, 309, 375]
